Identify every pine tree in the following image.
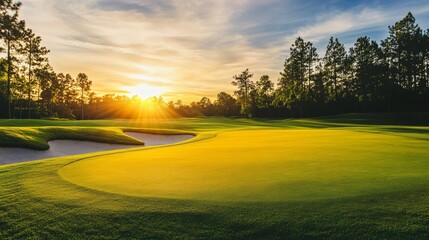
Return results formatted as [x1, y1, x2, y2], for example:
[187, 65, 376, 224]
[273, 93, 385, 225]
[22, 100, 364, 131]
[0, 0, 24, 118]
[350, 36, 385, 111]
[323, 37, 347, 102]
[21, 28, 49, 118]
[381, 12, 423, 91]
[232, 69, 254, 117]
[215, 92, 239, 117]
[305, 41, 319, 94]
[255, 75, 274, 108]
[279, 37, 314, 117]
[76, 73, 92, 120]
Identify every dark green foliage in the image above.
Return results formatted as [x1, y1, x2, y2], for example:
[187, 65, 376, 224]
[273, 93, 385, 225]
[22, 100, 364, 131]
[349, 37, 387, 111]
[0, 4, 428, 120]
[0, 0, 93, 120]
[213, 92, 240, 117]
[76, 73, 92, 120]
[0, 0, 24, 118]
[277, 37, 318, 117]
[232, 69, 255, 117]
[323, 37, 348, 102]
[20, 28, 50, 119]
[255, 75, 274, 108]
[228, 12, 429, 118]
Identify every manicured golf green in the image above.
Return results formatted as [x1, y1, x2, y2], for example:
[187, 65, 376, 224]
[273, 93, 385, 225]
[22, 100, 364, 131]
[1, 114, 429, 239]
[60, 129, 429, 202]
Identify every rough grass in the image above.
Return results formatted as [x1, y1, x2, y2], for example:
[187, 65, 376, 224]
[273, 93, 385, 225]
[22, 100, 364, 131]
[1, 114, 429, 239]
[0, 127, 145, 150]
[0, 126, 196, 150]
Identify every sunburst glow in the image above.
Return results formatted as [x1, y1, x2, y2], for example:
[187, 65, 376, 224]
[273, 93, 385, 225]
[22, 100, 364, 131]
[124, 84, 168, 100]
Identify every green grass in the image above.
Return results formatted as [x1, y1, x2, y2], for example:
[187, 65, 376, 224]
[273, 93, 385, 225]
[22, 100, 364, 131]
[0, 124, 195, 150]
[1, 114, 429, 239]
[60, 129, 429, 202]
[0, 127, 147, 149]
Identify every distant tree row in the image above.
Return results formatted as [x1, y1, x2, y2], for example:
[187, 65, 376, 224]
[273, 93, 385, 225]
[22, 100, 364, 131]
[231, 12, 429, 117]
[1, 4, 428, 119]
[0, 0, 93, 119]
[79, 92, 240, 119]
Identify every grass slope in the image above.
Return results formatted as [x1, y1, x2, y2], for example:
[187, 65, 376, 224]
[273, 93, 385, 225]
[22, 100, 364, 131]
[0, 127, 146, 150]
[1, 114, 429, 239]
[0, 125, 194, 150]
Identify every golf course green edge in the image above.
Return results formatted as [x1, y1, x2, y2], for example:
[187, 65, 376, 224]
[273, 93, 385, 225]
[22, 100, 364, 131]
[0, 126, 199, 150]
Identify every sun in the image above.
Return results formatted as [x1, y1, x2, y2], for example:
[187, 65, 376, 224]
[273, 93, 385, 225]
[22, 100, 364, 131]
[124, 84, 167, 100]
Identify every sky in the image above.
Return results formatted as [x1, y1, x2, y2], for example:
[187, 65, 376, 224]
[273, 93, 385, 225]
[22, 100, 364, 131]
[20, 0, 429, 102]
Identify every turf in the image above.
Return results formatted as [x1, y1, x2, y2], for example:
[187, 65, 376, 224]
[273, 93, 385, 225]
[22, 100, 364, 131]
[0, 125, 194, 150]
[60, 129, 429, 202]
[0, 127, 146, 150]
[1, 114, 429, 239]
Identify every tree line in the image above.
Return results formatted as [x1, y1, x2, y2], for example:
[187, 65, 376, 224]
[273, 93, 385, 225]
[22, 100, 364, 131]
[0, 0, 93, 119]
[231, 12, 429, 117]
[1, 1, 428, 119]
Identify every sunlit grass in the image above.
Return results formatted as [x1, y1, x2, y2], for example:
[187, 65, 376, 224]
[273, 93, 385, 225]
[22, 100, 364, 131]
[60, 129, 429, 201]
[0, 127, 144, 149]
[1, 114, 429, 239]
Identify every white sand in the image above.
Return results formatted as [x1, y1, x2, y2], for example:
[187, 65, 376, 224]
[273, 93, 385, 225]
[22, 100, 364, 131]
[0, 132, 194, 165]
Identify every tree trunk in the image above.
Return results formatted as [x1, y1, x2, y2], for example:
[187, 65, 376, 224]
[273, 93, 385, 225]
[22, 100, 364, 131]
[37, 80, 41, 112]
[334, 70, 338, 100]
[81, 89, 84, 120]
[244, 83, 248, 117]
[7, 38, 12, 119]
[308, 52, 312, 94]
[28, 39, 32, 119]
[424, 62, 429, 91]
[19, 97, 23, 119]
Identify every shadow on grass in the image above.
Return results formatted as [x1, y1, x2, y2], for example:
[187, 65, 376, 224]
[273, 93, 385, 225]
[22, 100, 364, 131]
[315, 113, 429, 126]
[1, 153, 429, 239]
[4, 183, 429, 239]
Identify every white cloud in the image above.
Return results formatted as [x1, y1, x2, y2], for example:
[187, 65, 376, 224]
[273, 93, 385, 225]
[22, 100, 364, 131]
[19, 0, 429, 101]
[280, 5, 429, 53]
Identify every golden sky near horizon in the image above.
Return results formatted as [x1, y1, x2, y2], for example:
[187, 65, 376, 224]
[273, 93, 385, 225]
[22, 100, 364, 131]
[19, 0, 429, 102]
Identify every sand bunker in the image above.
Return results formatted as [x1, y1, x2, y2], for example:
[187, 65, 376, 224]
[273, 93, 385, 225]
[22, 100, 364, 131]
[0, 132, 194, 165]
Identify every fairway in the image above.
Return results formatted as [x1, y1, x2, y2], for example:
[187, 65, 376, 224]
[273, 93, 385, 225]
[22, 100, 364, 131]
[60, 128, 429, 201]
[1, 116, 429, 239]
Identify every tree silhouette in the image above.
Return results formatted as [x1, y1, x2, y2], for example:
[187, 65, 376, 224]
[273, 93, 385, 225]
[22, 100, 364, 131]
[323, 37, 347, 102]
[0, 0, 23, 118]
[76, 73, 92, 120]
[255, 75, 274, 108]
[21, 28, 49, 118]
[232, 69, 254, 117]
[279, 37, 314, 117]
[0, 6, 428, 119]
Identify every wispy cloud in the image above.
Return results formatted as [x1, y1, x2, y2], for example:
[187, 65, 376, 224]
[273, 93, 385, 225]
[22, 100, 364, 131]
[20, 0, 429, 101]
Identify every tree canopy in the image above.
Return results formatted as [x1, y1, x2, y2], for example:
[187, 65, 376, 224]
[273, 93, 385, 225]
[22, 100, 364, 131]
[0, 5, 428, 119]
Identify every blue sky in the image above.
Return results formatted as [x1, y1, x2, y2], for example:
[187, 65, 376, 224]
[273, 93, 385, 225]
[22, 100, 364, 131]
[20, 0, 429, 101]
